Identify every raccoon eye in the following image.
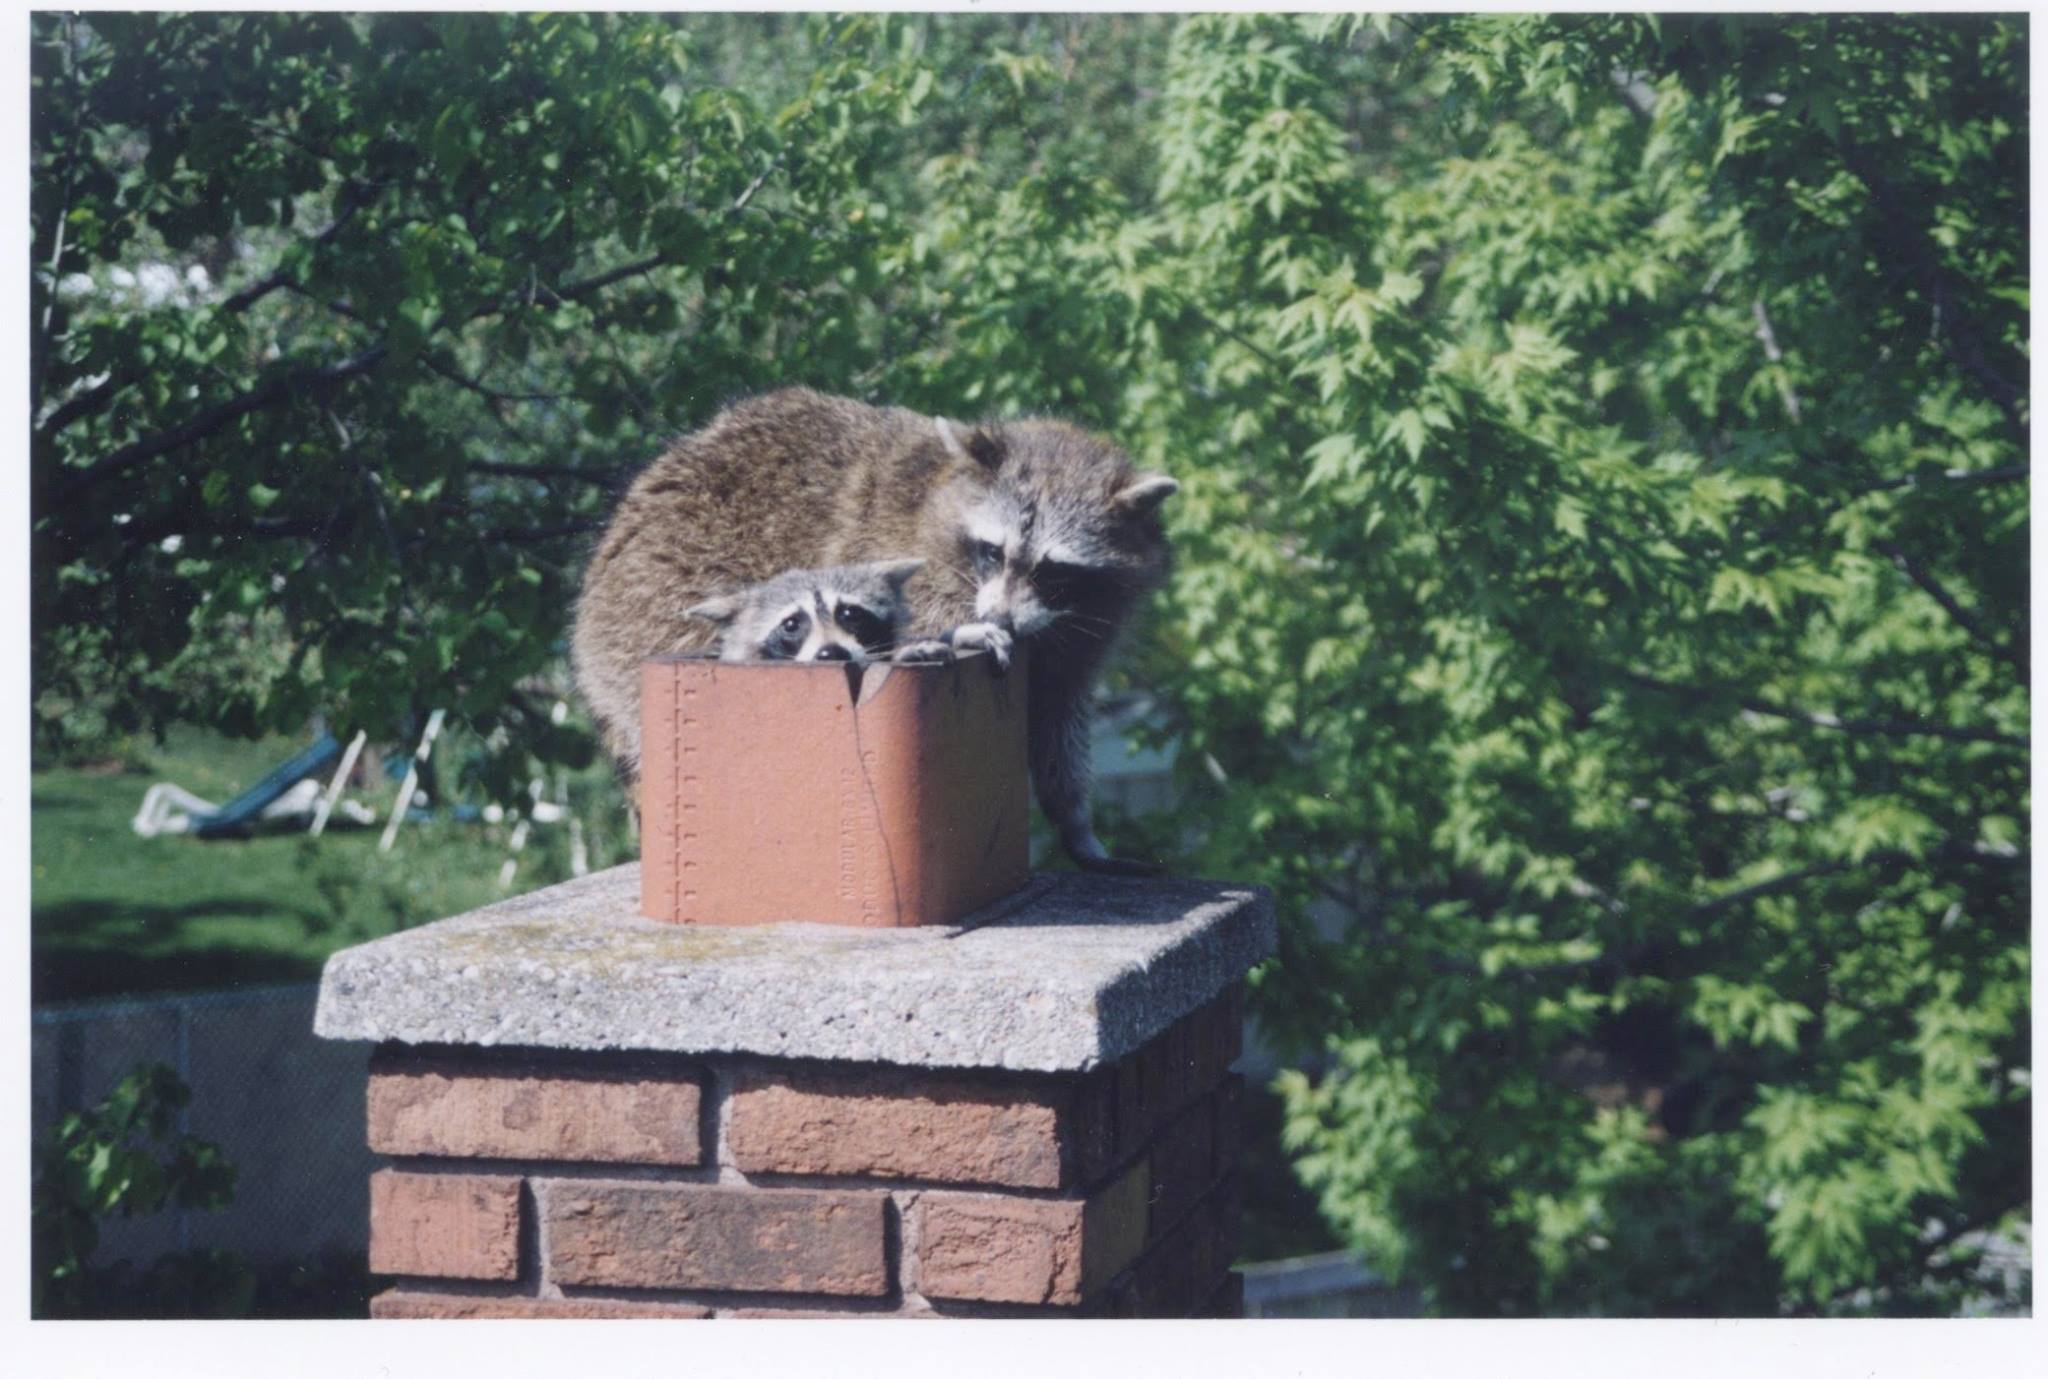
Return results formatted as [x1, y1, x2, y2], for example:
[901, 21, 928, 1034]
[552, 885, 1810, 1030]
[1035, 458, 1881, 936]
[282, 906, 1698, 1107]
[779, 613, 806, 636]
[967, 539, 1004, 574]
[835, 602, 879, 636]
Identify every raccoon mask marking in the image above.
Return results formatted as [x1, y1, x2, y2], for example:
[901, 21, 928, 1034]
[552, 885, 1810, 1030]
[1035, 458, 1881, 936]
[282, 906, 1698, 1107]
[938, 412, 1177, 651]
[953, 472, 1175, 641]
[685, 560, 922, 664]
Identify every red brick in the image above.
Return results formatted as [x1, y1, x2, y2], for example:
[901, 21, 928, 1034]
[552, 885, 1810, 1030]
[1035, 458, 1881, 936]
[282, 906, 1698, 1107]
[1146, 1093, 1217, 1239]
[1150, 1016, 1196, 1118]
[1111, 1039, 1163, 1161]
[916, 1158, 1149, 1306]
[1217, 1171, 1244, 1259]
[1197, 986, 1244, 1078]
[728, 1068, 1086, 1188]
[1212, 1073, 1244, 1182]
[1218, 985, 1246, 1064]
[1193, 1270, 1245, 1319]
[1113, 990, 1241, 1159]
[368, 1056, 702, 1166]
[1186, 988, 1244, 1092]
[1096, 1174, 1241, 1318]
[371, 1288, 711, 1319]
[717, 1305, 919, 1319]
[369, 1170, 522, 1281]
[542, 1181, 888, 1296]
[1071, 1067, 1120, 1184]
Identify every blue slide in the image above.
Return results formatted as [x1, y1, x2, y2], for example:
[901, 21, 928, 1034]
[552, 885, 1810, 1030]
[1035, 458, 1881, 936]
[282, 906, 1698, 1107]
[190, 733, 343, 838]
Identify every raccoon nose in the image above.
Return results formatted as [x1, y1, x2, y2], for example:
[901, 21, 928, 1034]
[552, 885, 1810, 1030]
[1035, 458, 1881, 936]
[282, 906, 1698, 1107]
[813, 643, 852, 662]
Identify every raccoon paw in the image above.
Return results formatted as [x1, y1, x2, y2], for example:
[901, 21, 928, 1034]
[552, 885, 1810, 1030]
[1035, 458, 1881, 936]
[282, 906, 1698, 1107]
[949, 621, 1014, 672]
[892, 638, 953, 664]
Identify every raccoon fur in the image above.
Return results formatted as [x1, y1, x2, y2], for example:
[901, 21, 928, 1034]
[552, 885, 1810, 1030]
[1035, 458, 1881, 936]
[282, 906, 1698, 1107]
[571, 386, 1177, 874]
[687, 559, 923, 664]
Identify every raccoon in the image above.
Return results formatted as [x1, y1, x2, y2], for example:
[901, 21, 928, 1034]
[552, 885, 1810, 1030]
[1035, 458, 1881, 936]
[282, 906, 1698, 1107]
[572, 387, 1177, 874]
[687, 560, 924, 664]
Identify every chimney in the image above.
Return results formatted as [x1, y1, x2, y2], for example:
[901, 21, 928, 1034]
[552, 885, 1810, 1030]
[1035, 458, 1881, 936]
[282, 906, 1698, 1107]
[314, 654, 1271, 1317]
[313, 865, 1272, 1317]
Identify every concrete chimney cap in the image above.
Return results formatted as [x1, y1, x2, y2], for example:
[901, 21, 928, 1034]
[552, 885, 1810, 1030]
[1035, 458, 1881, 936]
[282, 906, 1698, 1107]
[314, 864, 1274, 1073]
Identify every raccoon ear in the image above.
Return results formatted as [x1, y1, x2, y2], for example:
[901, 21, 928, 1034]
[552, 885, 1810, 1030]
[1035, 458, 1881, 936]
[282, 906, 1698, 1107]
[1112, 473, 1179, 516]
[684, 594, 742, 627]
[936, 417, 1003, 471]
[865, 558, 926, 592]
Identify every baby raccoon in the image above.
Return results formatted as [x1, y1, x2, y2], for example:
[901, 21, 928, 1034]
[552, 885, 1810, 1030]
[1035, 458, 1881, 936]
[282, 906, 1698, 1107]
[573, 387, 1176, 874]
[687, 560, 922, 664]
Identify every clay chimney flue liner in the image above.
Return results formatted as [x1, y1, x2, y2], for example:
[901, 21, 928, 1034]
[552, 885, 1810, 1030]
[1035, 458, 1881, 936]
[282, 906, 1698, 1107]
[639, 653, 1030, 927]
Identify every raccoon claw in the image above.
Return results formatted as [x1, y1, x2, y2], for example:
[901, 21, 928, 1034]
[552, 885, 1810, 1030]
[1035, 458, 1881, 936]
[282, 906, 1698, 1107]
[949, 621, 1014, 673]
[892, 639, 954, 665]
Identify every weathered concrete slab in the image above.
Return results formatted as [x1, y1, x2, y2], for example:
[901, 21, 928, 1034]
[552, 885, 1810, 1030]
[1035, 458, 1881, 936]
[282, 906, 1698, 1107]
[314, 866, 1273, 1072]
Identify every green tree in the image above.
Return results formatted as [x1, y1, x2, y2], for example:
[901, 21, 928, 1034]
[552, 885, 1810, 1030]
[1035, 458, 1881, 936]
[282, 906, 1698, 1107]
[32, 12, 2028, 1314]
[1110, 14, 2026, 1314]
[33, 1062, 249, 1318]
[31, 11, 931, 780]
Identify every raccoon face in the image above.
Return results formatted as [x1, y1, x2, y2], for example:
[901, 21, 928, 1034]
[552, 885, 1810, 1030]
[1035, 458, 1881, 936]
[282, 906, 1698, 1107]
[687, 560, 922, 664]
[946, 425, 1177, 641]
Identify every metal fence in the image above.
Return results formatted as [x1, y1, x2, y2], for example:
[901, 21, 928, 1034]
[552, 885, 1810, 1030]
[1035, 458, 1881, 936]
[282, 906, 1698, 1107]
[1241, 1251, 1421, 1318]
[30, 982, 372, 1268]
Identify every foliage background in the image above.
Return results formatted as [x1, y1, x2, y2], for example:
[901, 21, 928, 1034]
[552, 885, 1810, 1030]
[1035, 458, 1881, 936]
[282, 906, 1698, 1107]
[30, 13, 2029, 1315]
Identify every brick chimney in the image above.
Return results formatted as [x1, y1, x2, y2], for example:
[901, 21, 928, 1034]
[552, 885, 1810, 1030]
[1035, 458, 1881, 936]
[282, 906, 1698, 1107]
[314, 866, 1273, 1318]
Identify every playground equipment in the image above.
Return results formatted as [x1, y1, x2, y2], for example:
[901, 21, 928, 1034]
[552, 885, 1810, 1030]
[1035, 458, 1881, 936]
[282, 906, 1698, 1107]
[132, 707, 590, 884]
[309, 730, 370, 837]
[131, 733, 376, 839]
[376, 709, 447, 853]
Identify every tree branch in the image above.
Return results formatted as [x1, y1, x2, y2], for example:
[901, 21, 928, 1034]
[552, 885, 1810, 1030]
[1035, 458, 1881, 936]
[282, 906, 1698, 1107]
[1692, 840, 2025, 919]
[1740, 700, 2026, 749]
[38, 373, 119, 435]
[479, 521, 603, 544]
[115, 510, 348, 547]
[1750, 295, 1803, 424]
[46, 155, 784, 504]
[48, 343, 389, 505]
[1159, 284, 1288, 372]
[515, 253, 665, 312]
[468, 461, 623, 488]
[218, 182, 376, 315]
[728, 152, 784, 216]
[1620, 669, 2027, 749]
[417, 350, 572, 403]
[37, 12, 82, 341]
[329, 406, 427, 629]
[1839, 140, 2027, 441]
[282, 280, 367, 323]
[1690, 859, 1855, 918]
[1853, 463, 2028, 498]
[1875, 540, 2027, 683]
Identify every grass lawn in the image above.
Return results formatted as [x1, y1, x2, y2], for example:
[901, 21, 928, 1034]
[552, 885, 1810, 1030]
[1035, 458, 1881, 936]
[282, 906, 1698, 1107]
[31, 727, 633, 1005]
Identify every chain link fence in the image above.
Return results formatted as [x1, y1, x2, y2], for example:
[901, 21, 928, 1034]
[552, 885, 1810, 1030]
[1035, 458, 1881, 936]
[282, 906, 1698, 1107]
[31, 983, 373, 1269]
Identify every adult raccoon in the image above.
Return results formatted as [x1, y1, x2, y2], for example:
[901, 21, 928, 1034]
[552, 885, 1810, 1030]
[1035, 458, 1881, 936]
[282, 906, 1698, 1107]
[572, 387, 1177, 874]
